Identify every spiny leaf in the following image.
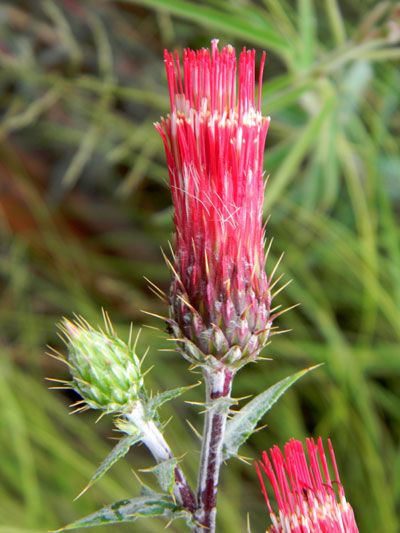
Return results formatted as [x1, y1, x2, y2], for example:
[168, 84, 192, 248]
[57, 494, 190, 530]
[140, 457, 177, 493]
[75, 435, 141, 499]
[222, 365, 321, 461]
[148, 382, 200, 412]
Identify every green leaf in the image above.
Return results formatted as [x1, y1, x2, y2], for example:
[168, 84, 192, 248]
[298, 0, 316, 68]
[325, 0, 346, 46]
[141, 457, 177, 493]
[149, 382, 200, 412]
[58, 494, 189, 530]
[263, 88, 336, 213]
[76, 435, 141, 499]
[113, 0, 290, 54]
[222, 365, 320, 461]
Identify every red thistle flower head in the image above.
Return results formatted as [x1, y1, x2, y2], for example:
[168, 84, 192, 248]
[255, 438, 359, 533]
[156, 40, 273, 368]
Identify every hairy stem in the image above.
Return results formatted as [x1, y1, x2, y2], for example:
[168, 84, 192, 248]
[194, 366, 235, 532]
[127, 403, 196, 513]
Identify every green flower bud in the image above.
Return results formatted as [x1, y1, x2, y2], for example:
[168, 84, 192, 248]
[60, 316, 145, 413]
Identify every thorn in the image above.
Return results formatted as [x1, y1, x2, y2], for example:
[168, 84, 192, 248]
[269, 305, 281, 314]
[147, 285, 169, 304]
[171, 491, 177, 506]
[142, 346, 150, 362]
[236, 454, 252, 465]
[141, 310, 168, 321]
[69, 400, 86, 408]
[270, 328, 292, 336]
[184, 400, 206, 406]
[45, 345, 64, 358]
[176, 294, 198, 314]
[102, 308, 115, 336]
[268, 272, 284, 292]
[142, 364, 154, 378]
[160, 249, 185, 289]
[95, 411, 107, 423]
[167, 240, 176, 261]
[128, 322, 134, 347]
[74, 377, 92, 386]
[144, 276, 167, 298]
[268, 252, 284, 284]
[271, 303, 300, 319]
[45, 350, 74, 369]
[143, 324, 165, 333]
[264, 236, 274, 261]
[133, 327, 142, 352]
[186, 419, 202, 439]
[131, 467, 145, 486]
[254, 327, 271, 336]
[73, 483, 91, 501]
[232, 394, 253, 402]
[74, 314, 91, 331]
[271, 279, 292, 300]
[69, 405, 89, 415]
[45, 377, 70, 384]
[138, 466, 156, 473]
[186, 380, 202, 390]
[162, 416, 173, 429]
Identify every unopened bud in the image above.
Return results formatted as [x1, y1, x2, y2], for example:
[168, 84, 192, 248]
[61, 317, 145, 413]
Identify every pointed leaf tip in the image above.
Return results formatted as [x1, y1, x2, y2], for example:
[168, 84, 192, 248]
[75, 435, 141, 499]
[149, 382, 200, 412]
[222, 365, 320, 461]
[140, 457, 178, 493]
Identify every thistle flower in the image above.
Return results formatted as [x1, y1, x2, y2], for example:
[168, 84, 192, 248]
[59, 316, 145, 413]
[156, 40, 274, 368]
[255, 438, 359, 533]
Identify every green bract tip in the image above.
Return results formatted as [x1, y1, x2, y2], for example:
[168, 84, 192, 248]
[60, 315, 145, 413]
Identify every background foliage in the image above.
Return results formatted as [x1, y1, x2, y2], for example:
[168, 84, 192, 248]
[0, 1, 399, 532]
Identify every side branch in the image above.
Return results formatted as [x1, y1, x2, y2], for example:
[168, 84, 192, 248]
[127, 403, 196, 513]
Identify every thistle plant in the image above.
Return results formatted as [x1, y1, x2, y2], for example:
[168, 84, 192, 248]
[51, 41, 345, 533]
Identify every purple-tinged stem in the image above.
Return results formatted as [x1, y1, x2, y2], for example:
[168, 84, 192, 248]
[127, 403, 196, 513]
[194, 366, 235, 532]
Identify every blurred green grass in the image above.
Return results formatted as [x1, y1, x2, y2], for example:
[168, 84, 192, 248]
[0, 1, 399, 532]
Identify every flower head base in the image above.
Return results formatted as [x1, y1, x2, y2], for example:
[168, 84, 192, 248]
[60, 316, 145, 413]
[156, 40, 273, 368]
[255, 438, 359, 533]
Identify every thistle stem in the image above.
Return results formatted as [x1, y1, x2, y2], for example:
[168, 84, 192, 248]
[127, 403, 196, 513]
[194, 366, 235, 533]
